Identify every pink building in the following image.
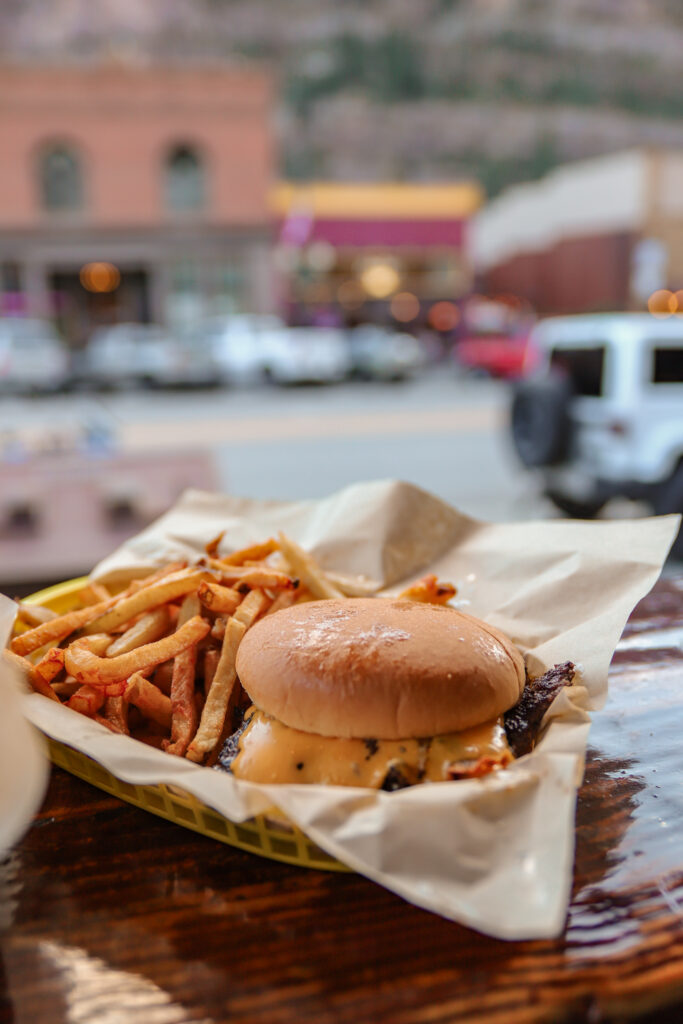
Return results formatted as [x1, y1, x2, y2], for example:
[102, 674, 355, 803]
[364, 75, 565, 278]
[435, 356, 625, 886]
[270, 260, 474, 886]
[0, 62, 274, 343]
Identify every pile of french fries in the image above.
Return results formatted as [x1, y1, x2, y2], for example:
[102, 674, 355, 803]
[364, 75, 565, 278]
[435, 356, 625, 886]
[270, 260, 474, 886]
[6, 531, 456, 765]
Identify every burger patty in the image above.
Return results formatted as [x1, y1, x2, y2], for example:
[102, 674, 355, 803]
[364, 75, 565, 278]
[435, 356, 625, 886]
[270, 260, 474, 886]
[215, 662, 575, 789]
[503, 661, 575, 758]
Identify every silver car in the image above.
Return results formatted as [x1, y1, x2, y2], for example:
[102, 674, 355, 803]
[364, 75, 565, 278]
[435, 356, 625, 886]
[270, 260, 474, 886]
[84, 323, 217, 389]
[202, 315, 284, 386]
[267, 326, 352, 385]
[0, 317, 70, 393]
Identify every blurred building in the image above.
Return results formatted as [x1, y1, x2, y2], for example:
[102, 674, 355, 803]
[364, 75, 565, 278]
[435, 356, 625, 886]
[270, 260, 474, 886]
[471, 149, 683, 315]
[270, 182, 483, 327]
[0, 63, 274, 345]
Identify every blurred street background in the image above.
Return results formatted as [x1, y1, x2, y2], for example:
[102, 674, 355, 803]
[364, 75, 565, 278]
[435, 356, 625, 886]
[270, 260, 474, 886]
[1, 0, 682, 589]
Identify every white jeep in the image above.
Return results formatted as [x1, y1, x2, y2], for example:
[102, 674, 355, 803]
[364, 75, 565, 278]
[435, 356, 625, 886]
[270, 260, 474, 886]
[510, 314, 683, 556]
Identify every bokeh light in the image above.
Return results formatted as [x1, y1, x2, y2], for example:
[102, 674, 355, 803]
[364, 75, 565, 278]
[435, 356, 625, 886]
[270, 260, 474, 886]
[359, 262, 401, 299]
[79, 262, 121, 293]
[647, 289, 675, 317]
[428, 301, 460, 332]
[390, 291, 420, 322]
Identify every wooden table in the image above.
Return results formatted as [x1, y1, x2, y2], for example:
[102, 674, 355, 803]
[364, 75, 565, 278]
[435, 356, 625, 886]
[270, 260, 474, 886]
[2, 575, 683, 1024]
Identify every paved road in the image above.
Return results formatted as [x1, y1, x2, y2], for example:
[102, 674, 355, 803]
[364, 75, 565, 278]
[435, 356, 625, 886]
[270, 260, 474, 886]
[3, 370, 554, 523]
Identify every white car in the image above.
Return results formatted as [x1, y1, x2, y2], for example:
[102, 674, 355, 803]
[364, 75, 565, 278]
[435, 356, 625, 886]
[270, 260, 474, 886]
[0, 317, 70, 393]
[267, 327, 352, 385]
[203, 315, 284, 386]
[84, 323, 216, 388]
[510, 313, 683, 555]
[348, 325, 425, 381]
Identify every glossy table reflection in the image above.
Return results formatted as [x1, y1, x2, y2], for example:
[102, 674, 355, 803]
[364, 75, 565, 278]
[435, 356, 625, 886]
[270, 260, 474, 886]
[2, 575, 683, 1024]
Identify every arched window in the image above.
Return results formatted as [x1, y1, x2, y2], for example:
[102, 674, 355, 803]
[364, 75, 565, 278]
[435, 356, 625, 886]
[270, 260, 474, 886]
[165, 145, 205, 212]
[39, 145, 83, 212]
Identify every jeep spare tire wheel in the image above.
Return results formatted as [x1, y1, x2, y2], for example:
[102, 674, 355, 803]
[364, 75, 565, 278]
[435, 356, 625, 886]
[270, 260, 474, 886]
[545, 491, 606, 520]
[510, 374, 572, 468]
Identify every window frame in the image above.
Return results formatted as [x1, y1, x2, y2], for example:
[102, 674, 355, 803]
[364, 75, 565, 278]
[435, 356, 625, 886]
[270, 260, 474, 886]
[163, 143, 207, 214]
[548, 342, 608, 398]
[37, 142, 85, 214]
[649, 343, 683, 386]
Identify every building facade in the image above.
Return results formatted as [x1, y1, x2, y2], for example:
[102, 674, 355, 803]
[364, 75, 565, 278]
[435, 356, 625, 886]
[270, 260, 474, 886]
[471, 149, 683, 315]
[271, 182, 482, 327]
[0, 62, 274, 345]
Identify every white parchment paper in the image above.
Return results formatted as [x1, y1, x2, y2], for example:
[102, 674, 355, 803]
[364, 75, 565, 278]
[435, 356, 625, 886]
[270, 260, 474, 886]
[14, 480, 680, 939]
[0, 600, 48, 857]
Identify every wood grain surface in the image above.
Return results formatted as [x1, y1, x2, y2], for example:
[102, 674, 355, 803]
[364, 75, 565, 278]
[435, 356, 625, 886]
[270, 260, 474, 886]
[1, 575, 682, 1024]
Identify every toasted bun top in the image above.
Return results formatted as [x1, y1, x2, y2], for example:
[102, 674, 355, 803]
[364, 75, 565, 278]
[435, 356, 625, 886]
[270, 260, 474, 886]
[235, 598, 525, 739]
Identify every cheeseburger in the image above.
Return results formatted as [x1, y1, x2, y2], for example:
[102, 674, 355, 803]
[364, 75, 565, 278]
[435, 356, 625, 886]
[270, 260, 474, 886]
[219, 598, 574, 789]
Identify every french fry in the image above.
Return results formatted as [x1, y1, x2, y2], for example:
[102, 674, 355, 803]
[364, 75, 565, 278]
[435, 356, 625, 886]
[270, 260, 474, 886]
[11, 597, 118, 657]
[397, 574, 457, 605]
[3, 649, 60, 702]
[68, 685, 106, 716]
[134, 729, 167, 750]
[124, 561, 187, 593]
[164, 594, 201, 757]
[323, 570, 378, 598]
[210, 617, 226, 642]
[264, 589, 299, 616]
[277, 532, 344, 600]
[51, 678, 81, 699]
[205, 531, 225, 559]
[103, 693, 130, 734]
[65, 615, 210, 685]
[83, 569, 211, 635]
[218, 538, 279, 566]
[203, 646, 220, 695]
[105, 606, 171, 658]
[78, 582, 112, 605]
[198, 580, 242, 615]
[125, 673, 173, 729]
[10, 534, 379, 761]
[204, 710, 234, 768]
[81, 634, 113, 656]
[233, 587, 270, 627]
[153, 661, 174, 695]
[232, 567, 296, 591]
[14, 602, 57, 627]
[206, 560, 296, 591]
[95, 709, 129, 735]
[34, 647, 65, 685]
[186, 616, 247, 763]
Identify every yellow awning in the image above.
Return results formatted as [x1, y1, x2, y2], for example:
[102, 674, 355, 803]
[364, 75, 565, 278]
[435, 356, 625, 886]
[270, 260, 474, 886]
[270, 181, 483, 220]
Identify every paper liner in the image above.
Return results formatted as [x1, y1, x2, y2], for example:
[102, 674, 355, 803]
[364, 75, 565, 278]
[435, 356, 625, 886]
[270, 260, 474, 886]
[13, 480, 680, 939]
[0, 598, 49, 858]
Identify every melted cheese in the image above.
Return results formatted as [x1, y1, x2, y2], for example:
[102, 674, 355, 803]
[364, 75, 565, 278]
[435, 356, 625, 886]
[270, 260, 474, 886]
[229, 708, 512, 788]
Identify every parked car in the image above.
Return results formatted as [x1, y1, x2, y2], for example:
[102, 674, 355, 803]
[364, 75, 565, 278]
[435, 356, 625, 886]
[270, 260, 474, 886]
[348, 325, 425, 381]
[267, 326, 352, 385]
[83, 323, 217, 389]
[0, 317, 70, 394]
[455, 327, 538, 380]
[510, 313, 683, 555]
[201, 315, 284, 386]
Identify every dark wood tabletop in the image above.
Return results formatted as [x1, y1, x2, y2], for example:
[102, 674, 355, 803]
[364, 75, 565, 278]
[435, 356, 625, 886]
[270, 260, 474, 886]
[2, 574, 683, 1024]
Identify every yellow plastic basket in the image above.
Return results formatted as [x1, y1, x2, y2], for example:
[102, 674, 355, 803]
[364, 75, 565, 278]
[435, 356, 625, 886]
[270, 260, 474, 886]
[22, 578, 350, 872]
